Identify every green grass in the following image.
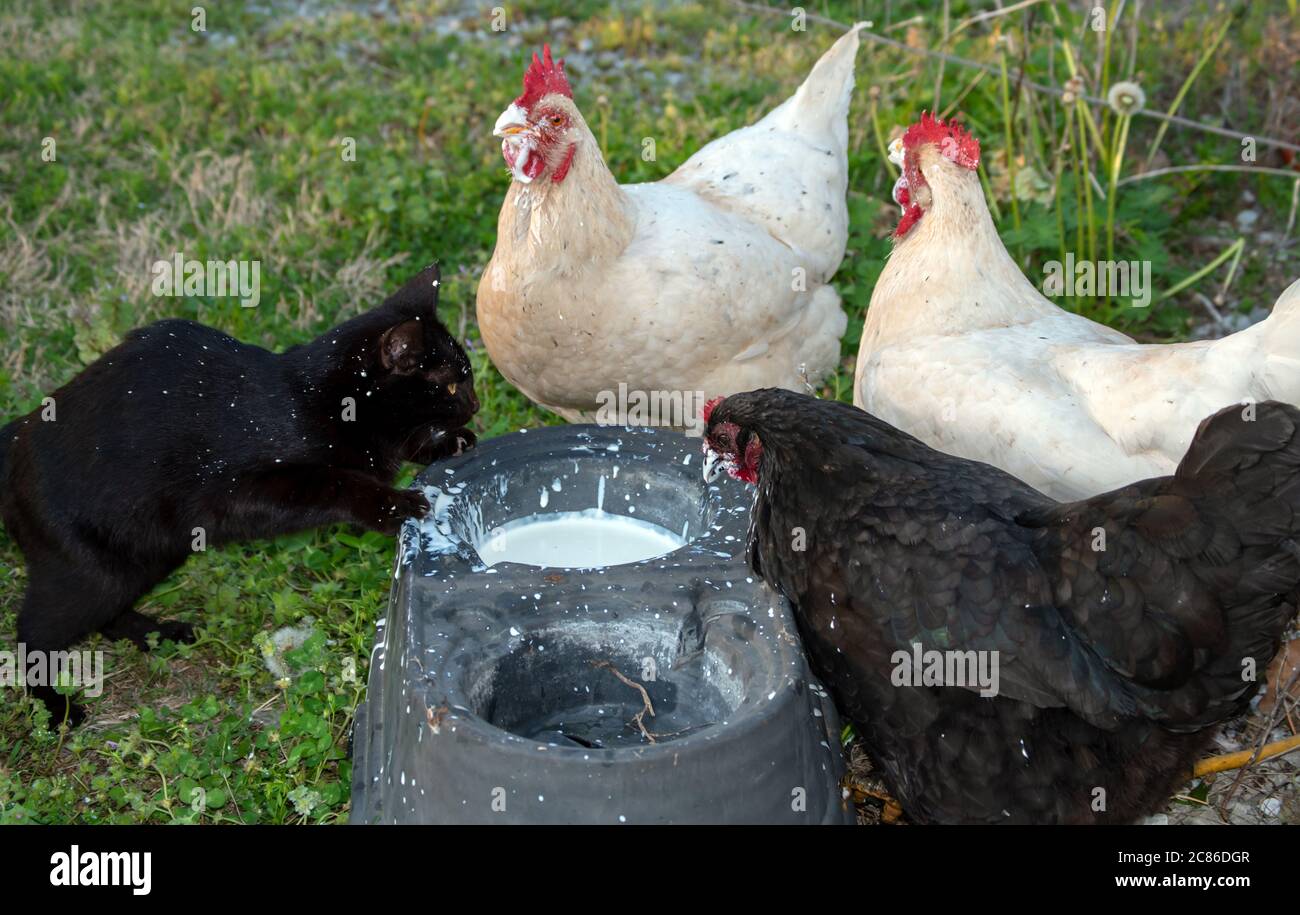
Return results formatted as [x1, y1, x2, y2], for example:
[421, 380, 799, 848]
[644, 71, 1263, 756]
[1, 0, 1297, 823]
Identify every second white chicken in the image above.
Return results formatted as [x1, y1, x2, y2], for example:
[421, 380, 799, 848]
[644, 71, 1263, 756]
[856, 113, 1300, 500]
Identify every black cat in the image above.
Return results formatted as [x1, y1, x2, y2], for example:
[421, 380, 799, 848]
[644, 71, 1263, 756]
[0, 263, 478, 725]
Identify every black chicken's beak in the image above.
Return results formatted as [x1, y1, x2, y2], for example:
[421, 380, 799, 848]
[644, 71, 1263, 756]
[703, 447, 724, 484]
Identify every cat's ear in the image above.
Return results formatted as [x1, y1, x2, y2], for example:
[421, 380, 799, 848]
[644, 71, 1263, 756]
[384, 262, 441, 317]
[379, 319, 425, 374]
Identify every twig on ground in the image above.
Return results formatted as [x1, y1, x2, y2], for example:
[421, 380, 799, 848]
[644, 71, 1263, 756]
[1193, 731, 1300, 777]
[592, 660, 656, 743]
[1225, 664, 1300, 807]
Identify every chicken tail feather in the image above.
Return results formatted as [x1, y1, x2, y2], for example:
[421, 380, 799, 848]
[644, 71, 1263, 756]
[1025, 401, 1300, 731]
[1158, 400, 1300, 728]
[1245, 277, 1300, 402]
[773, 22, 867, 146]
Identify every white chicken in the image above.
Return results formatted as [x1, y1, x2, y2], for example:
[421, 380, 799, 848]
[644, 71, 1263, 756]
[855, 113, 1300, 500]
[477, 28, 866, 423]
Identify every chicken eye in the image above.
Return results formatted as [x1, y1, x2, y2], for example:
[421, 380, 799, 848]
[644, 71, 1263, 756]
[547, 114, 565, 127]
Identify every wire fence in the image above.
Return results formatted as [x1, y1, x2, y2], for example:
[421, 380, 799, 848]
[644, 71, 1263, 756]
[731, 0, 1300, 155]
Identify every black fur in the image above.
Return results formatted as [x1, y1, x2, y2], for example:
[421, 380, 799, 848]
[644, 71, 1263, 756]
[0, 264, 479, 725]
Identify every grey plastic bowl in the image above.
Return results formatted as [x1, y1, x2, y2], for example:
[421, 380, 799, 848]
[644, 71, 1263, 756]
[350, 424, 852, 824]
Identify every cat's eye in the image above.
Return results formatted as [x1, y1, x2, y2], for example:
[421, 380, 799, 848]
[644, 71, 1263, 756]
[447, 383, 457, 395]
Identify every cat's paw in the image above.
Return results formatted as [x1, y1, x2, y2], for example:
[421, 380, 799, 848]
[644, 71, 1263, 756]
[102, 610, 195, 651]
[51, 700, 88, 730]
[60, 700, 88, 730]
[374, 488, 430, 535]
[31, 686, 87, 730]
[154, 620, 196, 645]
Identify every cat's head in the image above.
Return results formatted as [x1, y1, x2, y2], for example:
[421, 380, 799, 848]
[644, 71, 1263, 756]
[372, 263, 479, 430]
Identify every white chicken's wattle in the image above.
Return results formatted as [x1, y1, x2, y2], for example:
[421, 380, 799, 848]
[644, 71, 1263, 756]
[477, 29, 866, 423]
[856, 113, 1300, 500]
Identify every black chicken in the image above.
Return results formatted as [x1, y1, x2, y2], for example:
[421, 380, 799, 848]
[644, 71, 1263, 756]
[702, 389, 1300, 824]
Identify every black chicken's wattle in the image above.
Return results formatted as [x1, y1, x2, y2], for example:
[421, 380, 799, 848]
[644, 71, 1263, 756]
[710, 389, 1300, 824]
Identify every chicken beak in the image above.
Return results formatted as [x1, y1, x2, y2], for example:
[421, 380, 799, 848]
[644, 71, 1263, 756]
[495, 102, 540, 183]
[493, 103, 532, 139]
[703, 447, 725, 484]
[887, 136, 905, 167]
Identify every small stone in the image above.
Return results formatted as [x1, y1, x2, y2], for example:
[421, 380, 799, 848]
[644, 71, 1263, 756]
[1260, 797, 1283, 818]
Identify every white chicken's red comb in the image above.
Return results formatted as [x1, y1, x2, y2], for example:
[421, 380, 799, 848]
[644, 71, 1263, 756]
[902, 112, 980, 170]
[516, 45, 572, 109]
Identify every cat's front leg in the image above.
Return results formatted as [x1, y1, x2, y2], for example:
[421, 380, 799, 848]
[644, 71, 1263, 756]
[311, 469, 430, 536]
[407, 427, 477, 465]
[226, 466, 429, 538]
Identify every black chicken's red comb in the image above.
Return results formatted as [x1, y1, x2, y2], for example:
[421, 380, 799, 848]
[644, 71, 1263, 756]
[516, 44, 572, 109]
[702, 396, 725, 424]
